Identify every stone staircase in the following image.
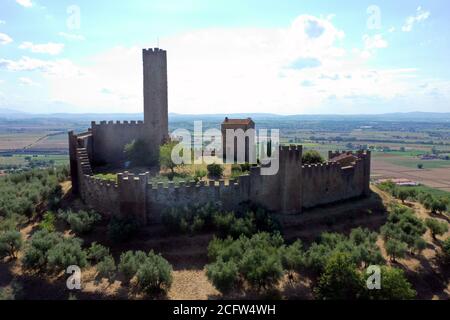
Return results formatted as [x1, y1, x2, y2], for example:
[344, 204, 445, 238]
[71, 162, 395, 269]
[76, 148, 93, 175]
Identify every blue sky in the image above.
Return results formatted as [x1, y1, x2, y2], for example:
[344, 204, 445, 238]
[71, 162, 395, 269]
[0, 0, 449, 114]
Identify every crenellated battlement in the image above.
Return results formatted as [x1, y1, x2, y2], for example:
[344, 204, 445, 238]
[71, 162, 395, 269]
[91, 120, 145, 128]
[143, 48, 166, 55]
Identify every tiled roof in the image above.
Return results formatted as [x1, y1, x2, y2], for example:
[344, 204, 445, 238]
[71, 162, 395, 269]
[330, 153, 358, 162]
[222, 117, 254, 125]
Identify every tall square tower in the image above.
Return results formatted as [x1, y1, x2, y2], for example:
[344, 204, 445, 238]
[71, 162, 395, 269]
[143, 48, 169, 146]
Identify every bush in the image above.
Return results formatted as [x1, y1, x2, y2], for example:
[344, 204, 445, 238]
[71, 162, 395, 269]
[135, 251, 173, 295]
[160, 141, 184, 179]
[425, 218, 448, 240]
[314, 252, 364, 300]
[87, 242, 110, 264]
[38, 212, 56, 232]
[118, 250, 147, 281]
[108, 216, 140, 243]
[59, 210, 101, 234]
[96, 255, 116, 279]
[281, 240, 305, 277]
[381, 205, 426, 251]
[0, 230, 23, 259]
[193, 170, 207, 183]
[240, 247, 284, 291]
[302, 150, 324, 164]
[22, 230, 62, 270]
[206, 258, 239, 294]
[46, 237, 87, 272]
[124, 139, 156, 167]
[365, 266, 416, 300]
[304, 228, 384, 274]
[442, 237, 450, 265]
[207, 163, 223, 178]
[206, 232, 286, 292]
[385, 239, 408, 262]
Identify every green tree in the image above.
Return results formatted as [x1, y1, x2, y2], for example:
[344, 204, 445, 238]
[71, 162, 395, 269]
[96, 255, 116, 280]
[47, 237, 87, 272]
[281, 240, 305, 281]
[59, 210, 101, 234]
[124, 139, 155, 167]
[302, 150, 324, 164]
[118, 250, 148, 282]
[207, 163, 223, 178]
[441, 237, 450, 265]
[87, 242, 110, 264]
[22, 230, 62, 270]
[396, 189, 409, 204]
[314, 252, 364, 300]
[365, 266, 416, 300]
[385, 239, 408, 262]
[160, 141, 184, 180]
[206, 258, 239, 294]
[135, 251, 173, 296]
[425, 218, 448, 240]
[0, 230, 23, 259]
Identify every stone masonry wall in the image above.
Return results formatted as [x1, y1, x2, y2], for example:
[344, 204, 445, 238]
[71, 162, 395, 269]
[90, 121, 147, 166]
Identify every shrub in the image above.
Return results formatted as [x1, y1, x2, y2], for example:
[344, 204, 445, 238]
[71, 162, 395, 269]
[193, 170, 207, 183]
[22, 230, 62, 270]
[281, 240, 305, 277]
[124, 139, 156, 167]
[160, 141, 184, 179]
[302, 150, 324, 164]
[87, 242, 110, 264]
[108, 216, 140, 243]
[0, 280, 23, 300]
[381, 205, 426, 250]
[47, 237, 87, 272]
[59, 210, 101, 234]
[365, 266, 416, 300]
[425, 218, 448, 240]
[135, 251, 173, 296]
[240, 247, 284, 291]
[118, 250, 147, 281]
[206, 232, 285, 292]
[314, 252, 364, 300]
[442, 237, 450, 265]
[304, 228, 384, 274]
[385, 239, 408, 262]
[206, 258, 239, 294]
[96, 255, 116, 279]
[38, 212, 56, 232]
[207, 163, 223, 178]
[0, 230, 23, 259]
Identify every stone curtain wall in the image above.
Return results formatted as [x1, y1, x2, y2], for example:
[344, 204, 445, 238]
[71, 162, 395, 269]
[301, 151, 371, 208]
[70, 135, 371, 224]
[90, 121, 147, 165]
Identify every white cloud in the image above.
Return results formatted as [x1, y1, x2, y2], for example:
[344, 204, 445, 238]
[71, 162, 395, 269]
[19, 77, 39, 86]
[0, 20, 6, 25]
[16, 0, 33, 8]
[0, 32, 13, 45]
[402, 6, 430, 32]
[58, 32, 85, 41]
[19, 42, 64, 55]
[363, 34, 388, 50]
[0, 56, 84, 78]
[3, 14, 450, 114]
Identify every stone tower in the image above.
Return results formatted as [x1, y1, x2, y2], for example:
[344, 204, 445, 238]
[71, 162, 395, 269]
[143, 48, 169, 149]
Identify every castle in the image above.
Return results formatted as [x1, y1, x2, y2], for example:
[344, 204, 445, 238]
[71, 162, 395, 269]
[68, 48, 371, 225]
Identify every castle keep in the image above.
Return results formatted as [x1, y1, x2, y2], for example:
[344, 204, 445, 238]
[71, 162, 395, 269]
[69, 48, 371, 225]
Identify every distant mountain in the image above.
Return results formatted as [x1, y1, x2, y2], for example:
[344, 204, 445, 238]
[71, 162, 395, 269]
[1, 109, 449, 122]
